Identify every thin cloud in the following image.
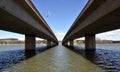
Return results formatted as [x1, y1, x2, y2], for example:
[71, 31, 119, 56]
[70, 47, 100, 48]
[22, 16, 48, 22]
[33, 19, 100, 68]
[55, 31, 65, 41]
[96, 29, 120, 40]
[57, 31, 65, 35]
[75, 29, 120, 41]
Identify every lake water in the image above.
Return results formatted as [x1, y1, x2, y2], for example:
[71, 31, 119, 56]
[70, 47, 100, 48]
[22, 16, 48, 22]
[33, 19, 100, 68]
[0, 44, 120, 72]
[77, 43, 120, 52]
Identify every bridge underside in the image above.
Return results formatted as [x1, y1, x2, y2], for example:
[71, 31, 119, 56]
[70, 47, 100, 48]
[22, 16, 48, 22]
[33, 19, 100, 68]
[69, 7, 120, 40]
[63, 0, 120, 50]
[0, 9, 49, 39]
[0, 0, 58, 52]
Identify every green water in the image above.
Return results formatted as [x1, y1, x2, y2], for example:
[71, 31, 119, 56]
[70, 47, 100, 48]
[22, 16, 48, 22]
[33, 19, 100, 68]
[6, 45, 103, 72]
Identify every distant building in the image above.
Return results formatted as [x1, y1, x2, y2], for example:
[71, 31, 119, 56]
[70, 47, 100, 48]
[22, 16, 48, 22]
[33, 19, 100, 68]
[113, 41, 120, 43]
[96, 40, 113, 44]
[0, 38, 46, 45]
[74, 39, 118, 44]
[59, 41, 62, 45]
[74, 40, 85, 44]
[0, 38, 24, 44]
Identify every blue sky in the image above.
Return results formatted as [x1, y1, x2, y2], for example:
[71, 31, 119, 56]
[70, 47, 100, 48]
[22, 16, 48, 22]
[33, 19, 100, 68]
[0, 0, 120, 41]
[31, 0, 88, 40]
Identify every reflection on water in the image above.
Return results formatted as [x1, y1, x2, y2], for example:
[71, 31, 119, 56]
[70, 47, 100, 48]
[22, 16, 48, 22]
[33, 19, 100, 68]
[0, 45, 24, 52]
[3, 45, 103, 72]
[97, 44, 120, 51]
[76, 43, 120, 51]
[0, 45, 50, 71]
[0, 49, 25, 71]
[0, 44, 120, 72]
[66, 45, 120, 72]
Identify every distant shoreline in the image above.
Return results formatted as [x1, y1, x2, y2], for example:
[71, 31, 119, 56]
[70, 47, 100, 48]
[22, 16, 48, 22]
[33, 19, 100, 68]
[0, 44, 46, 45]
[0, 44, 24, 45]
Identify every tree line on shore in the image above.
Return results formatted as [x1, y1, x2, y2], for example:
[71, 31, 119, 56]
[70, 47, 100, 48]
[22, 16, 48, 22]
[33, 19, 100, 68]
[0, 38, 47, 45]
[0, 38, 120, 45]
[74, 39, 120, 44]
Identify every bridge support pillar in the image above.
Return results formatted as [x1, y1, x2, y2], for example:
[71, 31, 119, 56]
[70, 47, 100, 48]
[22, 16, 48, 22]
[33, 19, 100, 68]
[47, 39, 51, 47]
[53, 42, 58, 46]
[62, 42, 67, 46]
[25, 34, 36, 52]
[85, 34, 95, 51]
[69, 40, 73, 46]
[65, 42, 68, 46]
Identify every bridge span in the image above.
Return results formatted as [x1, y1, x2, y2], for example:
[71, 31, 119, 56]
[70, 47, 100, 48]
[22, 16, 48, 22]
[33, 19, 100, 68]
[0, 0, 58, 51]
[62, 0, 120, 50]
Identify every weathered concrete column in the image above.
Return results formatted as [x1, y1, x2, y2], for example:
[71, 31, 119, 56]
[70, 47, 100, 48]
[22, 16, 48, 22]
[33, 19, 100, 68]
[69, 40, 73, 46]
[63, 42, 68, 46]
[85, 34, 96, 51]
[25, 34, 36, 51]
[52, 42, 58, 46]
[47, 39, 51, 46]
[56, 42, 59, 46]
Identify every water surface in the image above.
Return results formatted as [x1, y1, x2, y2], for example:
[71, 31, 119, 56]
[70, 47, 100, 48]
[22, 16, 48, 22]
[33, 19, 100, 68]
[1, 45, 103, 72]
[0, 44, 120, 72]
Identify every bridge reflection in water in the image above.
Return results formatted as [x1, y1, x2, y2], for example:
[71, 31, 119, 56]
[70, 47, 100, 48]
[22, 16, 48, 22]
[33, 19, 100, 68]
[6, 45, 103, 72]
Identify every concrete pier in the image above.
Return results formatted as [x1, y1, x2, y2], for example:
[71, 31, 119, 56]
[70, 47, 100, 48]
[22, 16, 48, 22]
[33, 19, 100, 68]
[69, 40, 73, 46]
[0, 0, 58, 50]
[52, 42, 58, 46]
[63, 42, 68, 46]
[62, 0, 120, 50]
[85, 34, 95, 51]
[47, 40, 51, 47]
[25, 34, 36, 51]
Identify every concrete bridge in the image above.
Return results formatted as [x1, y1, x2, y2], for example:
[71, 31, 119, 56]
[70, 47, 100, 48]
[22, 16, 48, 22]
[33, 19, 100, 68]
[62, 0, 120, 50]
[0, 0, 58, 51]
